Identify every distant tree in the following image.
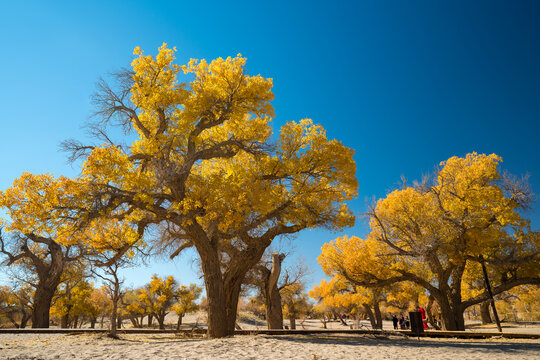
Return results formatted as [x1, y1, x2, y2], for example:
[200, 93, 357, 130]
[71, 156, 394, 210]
[281, 283, 310, 330]
[0, 174, 91, 328]
[122, 289, 146, 328]
[0, 285, 33, 328]
[172, 284, 202, 329]
[244, 252, 309, 329]
[139, 275, 178, 329]
[309, 278, 384, 329]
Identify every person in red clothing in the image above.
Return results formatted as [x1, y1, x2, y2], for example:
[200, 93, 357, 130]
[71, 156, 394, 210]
[418, 307, 429, 329]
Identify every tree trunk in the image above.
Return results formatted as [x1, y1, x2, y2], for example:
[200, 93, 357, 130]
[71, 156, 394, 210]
[199, 244, 233, 338]
[176, 313, 183, 330]
[110, 299, 118, 337]
[265, 253, 284, 329]
[147, 314, 153, 327]
[193, 227, 270, 338]
[426, 295, 441, 330]
[60, 313, 70, 328]
[265, 284, 284, 329]
[204, 274, 230, 336]
[20, 311, 30, 329]
[224, 280, 242, 335]
[90, 317, 97, 329]
[31, 286, 56, 328]
[480, 301, 492, 324]
[117, 314, 122, 328]
[157, 314, 165, 329]
[437, 293, 465, 331]
[289, 317, 296, 330]
[373, 301, 383, 329]
[363, 305, 377, 329]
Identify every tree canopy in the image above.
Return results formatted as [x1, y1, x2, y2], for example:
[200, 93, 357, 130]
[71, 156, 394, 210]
[319, 153, 539, 330]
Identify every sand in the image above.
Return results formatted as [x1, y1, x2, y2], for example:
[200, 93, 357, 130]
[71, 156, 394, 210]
[1, 332, 539, 360]
[1, 313, 539, 359]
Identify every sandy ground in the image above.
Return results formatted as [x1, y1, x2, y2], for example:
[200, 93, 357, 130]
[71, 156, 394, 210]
[1, 313, 539, 359]
[0, 332, 539, 360]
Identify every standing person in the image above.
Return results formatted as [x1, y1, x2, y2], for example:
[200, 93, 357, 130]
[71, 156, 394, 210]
[392, 315, 398, 330]
[418, 307, 429, 330]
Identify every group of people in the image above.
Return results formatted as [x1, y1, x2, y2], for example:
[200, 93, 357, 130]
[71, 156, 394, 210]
[392, 307, 430, 330]
[392, 314, 410, 330]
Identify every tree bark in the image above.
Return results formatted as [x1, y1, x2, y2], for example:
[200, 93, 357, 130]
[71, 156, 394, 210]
[60, 313, 70, 328]
[110, 299, 118, 337]
[31, 286, 56, 328]
[437, 293, 465, 331]
[480, 301, 492, 324]
[201, 248, 231, 338]
[363, 305, 377, 329]
[426, 295, 441, 330]
[265, 254, 285, 329]
[373, 301, 383, 329]
[191, 223, 272, 338]
[20, 310, 30, 329]
[156, 314, 165, 329]
[147, 314, 153, 327]
[176, 313, 183, 330]
[289, 317, 296, 330]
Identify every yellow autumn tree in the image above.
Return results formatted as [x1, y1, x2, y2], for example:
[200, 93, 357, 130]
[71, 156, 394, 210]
[64, 44, 357, 337]
[281, 283, 311, 329]
[171, 284, 202, 329]
[0, 172, 144, 329]
[0, 173, 90, 328]
[138, 275, 178, 329]
[310, 278, 385, 329]
[0, 284, 33, 328]
[319, 153, 540, 331]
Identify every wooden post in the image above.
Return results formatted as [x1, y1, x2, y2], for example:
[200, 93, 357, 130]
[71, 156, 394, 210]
[479, 255, 502, 333]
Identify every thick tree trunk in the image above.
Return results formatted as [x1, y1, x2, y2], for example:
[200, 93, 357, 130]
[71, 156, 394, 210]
[373, 302, 383, 329]
[198, 239, 247, 338]
[31, 286, 56, 328]
[363, 305, 377, 329]
[265, 284, 284, 329]
[480, 301, 493, 324]
[289, 317, 296, 330]
[60, 314, 70, 328]
[224, 281, 242, 335]
[265, 253, 284, 329]
[426, 295, 441, 330]
[90, 317, 97, 329]
[157, 314, 165, 329]
[192, 225, 271, 338]
[147, 314, 153, 327]
[437, 294, 465, 331]
[203, 257, 231, 338]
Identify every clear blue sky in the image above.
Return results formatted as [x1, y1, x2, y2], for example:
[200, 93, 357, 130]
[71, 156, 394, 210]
[1, 0, 539, 291]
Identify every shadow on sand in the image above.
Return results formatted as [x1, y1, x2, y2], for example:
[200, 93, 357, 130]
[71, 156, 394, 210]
[272, 334, 540, 355]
